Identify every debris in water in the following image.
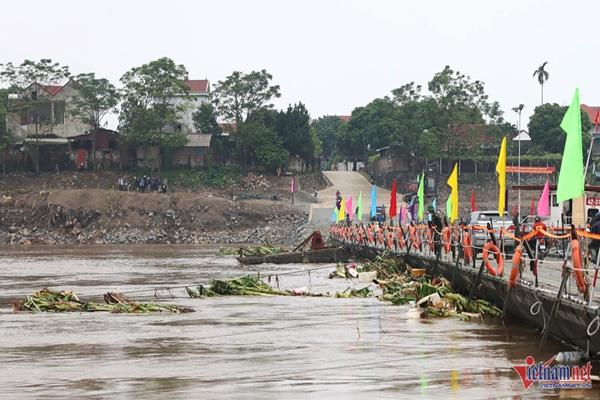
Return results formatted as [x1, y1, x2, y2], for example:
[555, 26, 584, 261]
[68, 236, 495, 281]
[12, 288, 194, 313]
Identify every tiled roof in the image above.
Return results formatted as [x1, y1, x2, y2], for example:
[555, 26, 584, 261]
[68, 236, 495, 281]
[44, 85, 63, 96]
[581, 104, 600, 125]
[184, 80, 209, 93]
[185, 134, 212, 147]
[338, 115, 351, 123]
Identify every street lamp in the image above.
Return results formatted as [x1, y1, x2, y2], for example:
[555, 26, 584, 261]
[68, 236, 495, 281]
[513, 129, 531, 215]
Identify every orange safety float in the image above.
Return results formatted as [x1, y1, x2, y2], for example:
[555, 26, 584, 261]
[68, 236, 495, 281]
[442, 227, 451, 253]
[482, 241, 504, 276]
[509, 245, 523, 288]
[386, 231, 394, 249]
[409, 225, 420, 250]
[571, 239, 588, 294]
[396, 228, 405, 249]
[463, 232, 473, 265]
[425, 228, 434, 252]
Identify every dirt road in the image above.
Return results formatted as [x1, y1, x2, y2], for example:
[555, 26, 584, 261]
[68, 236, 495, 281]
[309, 171, 394, 226]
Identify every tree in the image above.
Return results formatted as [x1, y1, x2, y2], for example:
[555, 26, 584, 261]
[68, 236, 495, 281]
[119, 57, 190, 175]
[193, 103, 230, 165]
[533, 62, 549, 105]
[528, 103, 591, 154]
[211, 69, 281, 171]
[311, 116, 343, 162]
[0, 89, 12, 174]
[212, 69, 280, 128]
[0, 59, 71, 173]
[277, 103, 314, 167]
[69, 73, 120, 130]
[239, 121, 288, 172]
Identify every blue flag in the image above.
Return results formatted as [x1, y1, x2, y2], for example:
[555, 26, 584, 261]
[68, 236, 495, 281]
[331, 206, 337, 223]
[432, 197, 437, 210]
[370, 185, 377, 218]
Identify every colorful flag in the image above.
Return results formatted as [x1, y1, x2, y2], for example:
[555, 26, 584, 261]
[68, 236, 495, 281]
[446, 195, 452, 219]
[338, 196, 345, 222]
[399, 205, 405, 225]
[432, 197, 437, 210]
[290, 176, 296, 193]
[357, 191, 363, 223]
[496, 136, 507, 215]
[537, 179, 550, 217]
[346, 196, 353, 221]
[447, 163, 459, 222]
[409, 202, 416, 221]
[417, 173, 425, 220]
[390, 179, 397, 218]
[470, 190, 476, 212]
[557, 88, 584, 203]
[370, 185, 377, 219]
[331, 206, 337, 223]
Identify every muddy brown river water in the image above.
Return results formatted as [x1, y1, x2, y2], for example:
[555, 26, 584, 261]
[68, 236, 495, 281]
[1, 245, 599, 399]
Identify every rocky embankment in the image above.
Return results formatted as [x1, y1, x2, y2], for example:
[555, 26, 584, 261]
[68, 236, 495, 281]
[0, 189, 312, 246]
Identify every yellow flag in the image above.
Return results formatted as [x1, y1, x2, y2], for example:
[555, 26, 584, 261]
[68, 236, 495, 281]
[496, 136, 507, 215]
[338, 196, 345, 222]
[446, 163, 459, 222]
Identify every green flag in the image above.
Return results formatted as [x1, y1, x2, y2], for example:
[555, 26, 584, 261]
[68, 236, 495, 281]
[556, 88, 584, 203]
[417, 172, 425, 220]
[446, 195, 452, 219]
[357, 191, 363, 222]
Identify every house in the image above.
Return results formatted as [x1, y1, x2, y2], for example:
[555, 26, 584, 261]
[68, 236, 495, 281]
[173, 133, 212, 167]
[68, 128, 120, 169]
[170, 79, 210, 135]
[337, 115, 351, 123]
[6, 79, 89, 140]
[581, 104, 600, 134]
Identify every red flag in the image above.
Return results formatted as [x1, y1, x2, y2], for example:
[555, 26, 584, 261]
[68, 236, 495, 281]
[595, 108, 600, 133]
[470, 190, 476, 212]
[389, 179, 397, 218]
[529, 197, 535, 216]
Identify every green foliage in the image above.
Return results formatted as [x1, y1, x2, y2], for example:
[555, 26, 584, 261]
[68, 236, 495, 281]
[0, 89, 11, 150]
[311, 115, 342, 161]
[0, 59, 70, 88]
[119, 57, 191, 173]
[527, 103, 591, 154]
[212, 69, 281, 126]
[192, 103, 221, 135]
[239, 121, 288, 172]
[277, 103, 314, 161]
[333, 66, 506, 163]
[69, 72, 120, 130]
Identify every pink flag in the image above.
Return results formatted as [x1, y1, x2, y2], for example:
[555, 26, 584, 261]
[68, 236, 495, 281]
[537, 179, 550, 217]
[400, 205, 407, 225]
[345, 196, 353, 221]
[290, 177, 296, 193]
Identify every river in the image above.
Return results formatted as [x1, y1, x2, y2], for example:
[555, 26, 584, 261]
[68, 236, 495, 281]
[0, 245, 597, 399]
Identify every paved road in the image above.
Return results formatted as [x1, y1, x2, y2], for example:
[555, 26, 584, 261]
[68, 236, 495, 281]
[309, 171, 394, 227]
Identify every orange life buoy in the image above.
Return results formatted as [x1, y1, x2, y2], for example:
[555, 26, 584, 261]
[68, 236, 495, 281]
[463, 232, 473, 264]
[571, 239, 588, 294]
[509, 245, 523, 288]
[442, 227, 451, 253]
[482, 242, 504, 276]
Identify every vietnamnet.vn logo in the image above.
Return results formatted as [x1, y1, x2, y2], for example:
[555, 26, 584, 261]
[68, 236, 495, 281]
[513, 355, 592, 390]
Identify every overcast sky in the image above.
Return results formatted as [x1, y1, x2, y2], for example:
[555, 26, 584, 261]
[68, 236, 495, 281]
[2, 0, 598, 129]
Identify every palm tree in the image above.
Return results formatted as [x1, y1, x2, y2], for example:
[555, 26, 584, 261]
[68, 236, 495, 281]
[533, 62, 549, 105]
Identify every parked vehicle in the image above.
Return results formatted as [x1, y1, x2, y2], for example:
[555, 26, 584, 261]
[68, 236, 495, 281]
[467, 210, 516, 251]
[371, 205, 387, 223]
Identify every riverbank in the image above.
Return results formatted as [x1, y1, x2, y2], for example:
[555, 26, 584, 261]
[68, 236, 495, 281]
[0, 171, 329, 245]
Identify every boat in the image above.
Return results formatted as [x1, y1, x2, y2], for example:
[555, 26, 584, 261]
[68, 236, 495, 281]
[237, 246, 350, 265]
